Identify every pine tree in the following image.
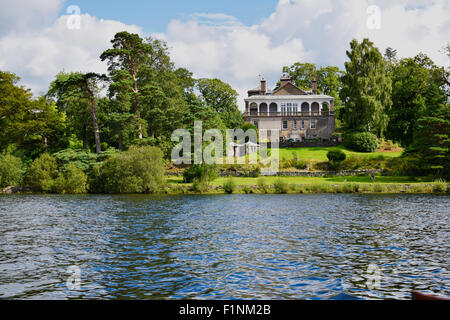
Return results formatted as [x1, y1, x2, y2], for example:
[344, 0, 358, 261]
[340, 38, 392, 136]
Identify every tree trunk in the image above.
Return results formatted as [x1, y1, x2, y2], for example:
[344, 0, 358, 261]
[131, 63, 143, 139]
[86, 84, 102, 154]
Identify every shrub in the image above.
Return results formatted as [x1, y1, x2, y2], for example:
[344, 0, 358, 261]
[99, 146, 165, 194]
[53, 147, 119, 171]
[242, 186, 252, 194]
[281, 152, 307, 170]
[327, 150, 347, 170]
[192, 178, 210, 193]
[373, 184, 388, 193]
[257, 177, 269, 193]
[0, 154, 24, 188]
[344, 131, 379, 152]
[341, 183, 360, 193]
[432, 179, 447, 193]
[183, 164, 219, 183]
[387, 155, 423, 176]
[223, 178, 236, 194]
[53, 163, 88, 194]
[26, 153, 58, 192]
[273, 179, 289, 194]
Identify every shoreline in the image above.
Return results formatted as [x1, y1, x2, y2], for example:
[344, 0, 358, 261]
[2, 181, 449, 195]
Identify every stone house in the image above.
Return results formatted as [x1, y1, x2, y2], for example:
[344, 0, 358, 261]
[244, 75, 335, 141]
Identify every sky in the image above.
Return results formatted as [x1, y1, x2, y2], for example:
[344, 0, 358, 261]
[0, 0, 449, 108]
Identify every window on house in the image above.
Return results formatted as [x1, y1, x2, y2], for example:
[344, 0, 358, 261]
[283, 120, 288, 130]
[294, 120, 297, 129]
[311, 119, 316, 129]
[254, 121, 258, 129]
[301, 120, 305, 130]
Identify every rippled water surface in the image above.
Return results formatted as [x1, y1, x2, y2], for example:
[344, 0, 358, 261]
[0, 194, 449, 300]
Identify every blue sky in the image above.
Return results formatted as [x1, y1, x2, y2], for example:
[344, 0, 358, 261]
[62, 0, 278, 33]
[0, 0, 448, 105]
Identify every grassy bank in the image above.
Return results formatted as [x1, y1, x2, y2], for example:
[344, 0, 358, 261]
[275, 145, 403, 162]
[165, 176, 449, 195]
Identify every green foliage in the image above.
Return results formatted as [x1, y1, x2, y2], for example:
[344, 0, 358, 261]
[344, 131, 379, 152]
[385, 54, 447, 146]
[196, 78, 243, 129]
[224, 164, 261, 177]
[280, 152, 307, 170]
[340, 38, 392, 135]
[282, 63, 344, 107]
[52, 148, 119, 172]
[273, 179, 289, 194]
[96, 146, 165, 194]
[47, 72, 106, 154]
[327, 150, 347, 170]
[327, 150, 347, 162]
[257, 177, 269, 193]
[192, 179, 210, 193]
[182, 164, 219, 183]
[407, 107, 450, 178]
[0, 153, 24, 188]
[387, 154, 423, 177]
[100, 32, 187, 147]
[26, 153, 58, 192]
[342, 155, 386, 170]
[432, 179, 447, 193]
[223, 178, 236, 194]
[53, 163, 88, 194]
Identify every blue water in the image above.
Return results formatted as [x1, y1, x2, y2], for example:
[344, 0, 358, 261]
[0, 194, 449, 300]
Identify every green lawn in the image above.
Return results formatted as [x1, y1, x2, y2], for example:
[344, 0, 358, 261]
[275, 145, 402, 161]
[167, 175, 431, 186]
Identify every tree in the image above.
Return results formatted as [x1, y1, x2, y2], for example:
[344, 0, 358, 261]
[101, 32, 188, 145]
[101, 32, 151, 139]
[97, 146, 166, 193]
[386, 54, 447, 146]
[1, 71, 66, 157]
[384, 47, 398, 62]
[48, 72, 107, 154]
[283, 63, 344, 106]
[407, 106, 449, 178]
[0, 71, 33, 150]
[17, 97, 67, 157]
[340, 38, 392, 136]
[196, 78, 243, 129]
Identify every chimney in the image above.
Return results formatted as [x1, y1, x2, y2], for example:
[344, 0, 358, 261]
[312, 77, 318, 94]
[280, 75, 291, 87]
[260, 78, 266, 94]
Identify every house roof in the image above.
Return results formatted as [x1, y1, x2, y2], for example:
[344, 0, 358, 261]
[245, 94, 334, 101]
[271, 81, 307, 96]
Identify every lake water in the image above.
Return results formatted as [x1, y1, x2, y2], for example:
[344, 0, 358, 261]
[0, 194, 449, 300]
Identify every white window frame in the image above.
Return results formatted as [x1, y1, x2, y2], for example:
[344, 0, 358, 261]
[311, 119, 316, 129]
[301, 120, 305, 130]
[282, 120, 288, 130]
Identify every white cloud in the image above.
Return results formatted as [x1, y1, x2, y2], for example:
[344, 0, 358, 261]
[157, 16, 312, 108]
[0, 0, 448, 109]
[257, 0, 449, 68]
[0, 13, 141, 95]
[156, 0, 449, 109]
[0, 0, 64, 35]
